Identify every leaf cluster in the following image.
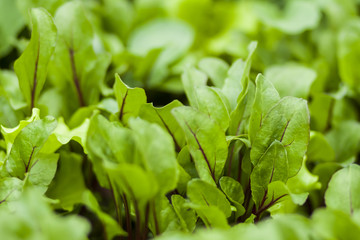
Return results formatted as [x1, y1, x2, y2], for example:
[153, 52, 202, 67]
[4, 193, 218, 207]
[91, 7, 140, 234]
[1, 1, 360, 240]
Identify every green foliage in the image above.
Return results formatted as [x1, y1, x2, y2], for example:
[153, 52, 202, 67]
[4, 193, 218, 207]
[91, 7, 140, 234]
[1, 0, 360, 239]
[14, 8, 57, 110]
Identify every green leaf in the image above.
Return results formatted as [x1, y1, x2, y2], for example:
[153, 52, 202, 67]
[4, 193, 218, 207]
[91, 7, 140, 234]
[249, 74, 280, 144]
[338, 19, 360, 95]
[226, 135, 251, 149]
[114, 74, 147, 124]
[176, 163, 192, 195]
[6, 117, 57, 179]
[325, 121, 360, 164]
[237, 214, 312, 240]
[251, 140, 288, 208]
[129, 118, 178, 194]
[312, 162, 342, 196]
[0, 97, 20, 128]
[139, 100, 185, 151]
[307, 131, 335, 162]
[0, 177, 24, 206]
[45, 151, 86, 211]
[266, 161, 320, 215]
[26, 153, 59, 193]
[82, 190, 126, 239]
[105, 163, 158, 207]
[254, 1, 320, 34]
[181, 68, 207, 108]
[171, 195, 197, 233]
[177, 145, 198, 179]
[0, 0, 24, 57]
[222, 42, 257, 110]
[187, 204, 230, 229]
[219, 176, 245, 218]
[312, 208, 360, 240]
[265, 63, 316, 99]
[286, 159, 321, 197]
[172, 106, 228, 185]
[86, 114, 134, 187]
[149, 195, 181, 234]
[16, 0, 67, 18]
[187, 179, 232, 218]
[128, 19, 194, 87]
[198, 57, 229, 88]
[1, 108, 40, 153]
[265, 181, 298, 216]
[0, 189, 90, 240]
[308, 93, 333, 132]
[14, 8, 57, 110]
[102, 0, 133, 39]
[251, 97, 310, 177]
[41, 117, 89, 154]
[128, 19, 194, 61]
[228, 78, 256, 136]
[196, 86, 230, 131]
[332, 97, 359, 127]
[0, 70, 26, 110]
[49, 1, 110, 107]
[325, 164, 360, 214]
